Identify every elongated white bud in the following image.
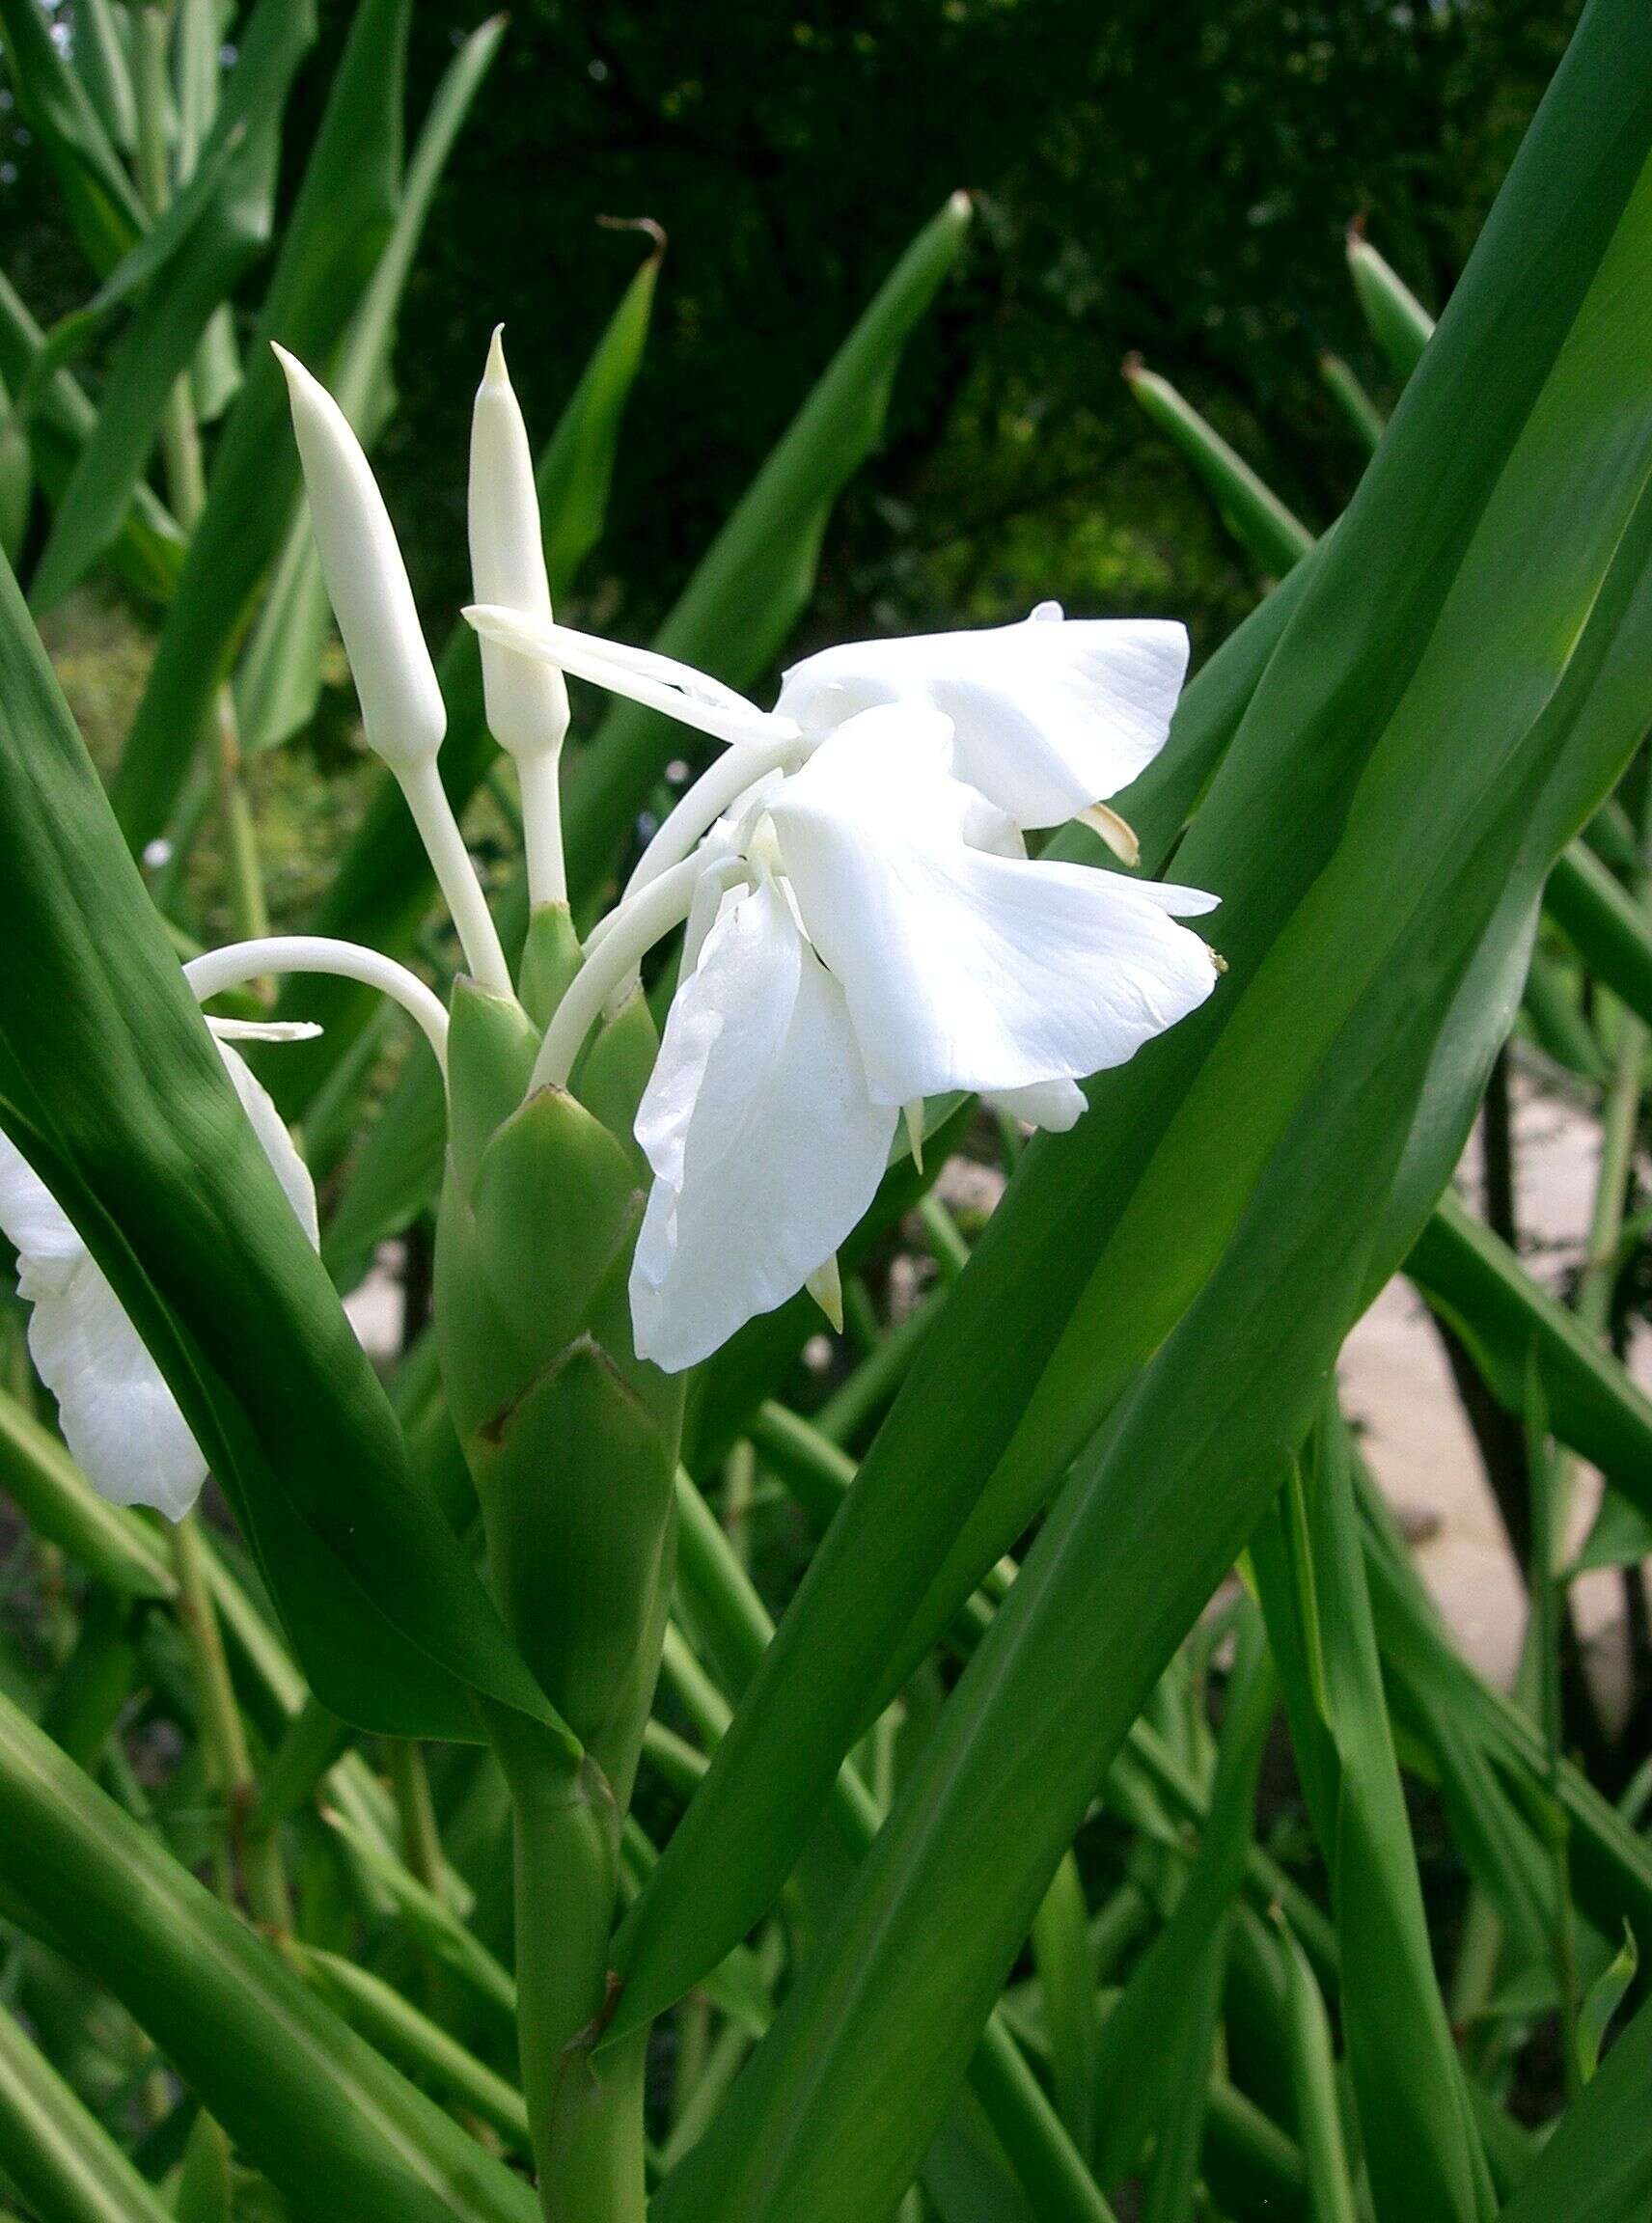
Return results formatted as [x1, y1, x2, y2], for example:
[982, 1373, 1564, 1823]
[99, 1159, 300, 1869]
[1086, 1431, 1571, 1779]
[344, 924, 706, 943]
[469, 327, 569, 763]
[274, 344, 446, 773]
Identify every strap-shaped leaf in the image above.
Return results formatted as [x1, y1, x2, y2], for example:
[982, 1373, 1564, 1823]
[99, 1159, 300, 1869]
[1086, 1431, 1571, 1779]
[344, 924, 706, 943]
[29, 0, 318, 611]
[0, 1688, 539, 2223]
[109, 0, 411, 849]
[0, 0, 145, 272]
[614, 0, 1652, 2096]
[0, 551, 563, 1746]
[1495, 1995, 1652, 2223]
[233, 13, 507, 756]
[1253, 1414, 1493, 2222]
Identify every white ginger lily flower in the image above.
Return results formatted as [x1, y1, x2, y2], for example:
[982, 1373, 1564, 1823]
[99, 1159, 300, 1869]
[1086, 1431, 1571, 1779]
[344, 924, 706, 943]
[594, 708, 1218, 1370]
[463, 597, 1188, 872]
[0, 1030, 318, 1519]
[464, 582, 1218, 1371]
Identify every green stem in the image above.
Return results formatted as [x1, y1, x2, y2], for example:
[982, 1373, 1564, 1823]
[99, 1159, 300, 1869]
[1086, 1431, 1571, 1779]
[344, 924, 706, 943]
[488, 1711, 645, 2223]
[169, 1513, 289, 1932]
[384, 1736, 445, 1898]
[211, 689, 271, 944]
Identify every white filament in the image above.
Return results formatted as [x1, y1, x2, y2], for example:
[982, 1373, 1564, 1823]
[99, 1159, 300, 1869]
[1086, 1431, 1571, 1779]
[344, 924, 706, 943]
[184, 937, 450, 1079]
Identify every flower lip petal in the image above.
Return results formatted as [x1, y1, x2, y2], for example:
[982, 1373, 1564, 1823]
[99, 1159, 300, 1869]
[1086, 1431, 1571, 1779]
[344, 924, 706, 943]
[775, 606, 1190, 829]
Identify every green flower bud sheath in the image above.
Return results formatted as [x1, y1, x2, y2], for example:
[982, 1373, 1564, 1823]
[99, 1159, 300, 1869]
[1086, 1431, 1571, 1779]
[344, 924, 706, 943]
[436, 910, 681, 2221]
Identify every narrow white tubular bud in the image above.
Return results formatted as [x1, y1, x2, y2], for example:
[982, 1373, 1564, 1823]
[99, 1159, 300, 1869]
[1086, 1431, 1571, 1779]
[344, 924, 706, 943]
[470, 327, 570, 906]
[273, 345, 447, 773]
[183, 937, 450, 1079]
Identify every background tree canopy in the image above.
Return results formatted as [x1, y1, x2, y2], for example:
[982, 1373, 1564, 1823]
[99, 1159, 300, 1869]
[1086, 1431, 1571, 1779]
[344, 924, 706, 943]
[395, 0, 1577, 663]
[2, 0, 1583, 665]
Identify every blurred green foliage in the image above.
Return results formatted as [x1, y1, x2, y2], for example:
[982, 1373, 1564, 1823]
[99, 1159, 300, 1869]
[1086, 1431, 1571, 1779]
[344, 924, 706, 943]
[388, 0, 1581, 662]
[0, 2, 1581, 667]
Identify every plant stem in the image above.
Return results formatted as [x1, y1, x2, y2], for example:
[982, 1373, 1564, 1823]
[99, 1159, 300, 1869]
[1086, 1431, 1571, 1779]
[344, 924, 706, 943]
[211, 691, 270, 944]
[384, 1737, 445, 1897]
[169, 1513, 289, 1932]
[487, 1710, 645, 2223]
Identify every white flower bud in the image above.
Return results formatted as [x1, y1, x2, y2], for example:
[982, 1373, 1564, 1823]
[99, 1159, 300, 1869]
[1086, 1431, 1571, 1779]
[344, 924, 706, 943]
[274, 344, 447, 773]
[469, 327, 569, 763]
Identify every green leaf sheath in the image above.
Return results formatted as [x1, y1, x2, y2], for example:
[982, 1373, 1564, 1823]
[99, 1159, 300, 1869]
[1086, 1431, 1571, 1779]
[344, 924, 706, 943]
[435, 965, 683, 2220]
[0, 549, 551, 1742]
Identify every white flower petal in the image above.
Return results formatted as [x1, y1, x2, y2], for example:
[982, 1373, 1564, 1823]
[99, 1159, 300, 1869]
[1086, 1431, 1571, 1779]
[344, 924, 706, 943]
[218, 1044, 319, 1248]
[767, 708, 1221, 1104]
[630, 880, 895, 1372]
[23, 1249, 208, 1520]
[0, 1134, 84, 1292]
[0, 1041, 320, 1516]
[985, 1079, 1088, 1133]
[775, 606, 1189, 829]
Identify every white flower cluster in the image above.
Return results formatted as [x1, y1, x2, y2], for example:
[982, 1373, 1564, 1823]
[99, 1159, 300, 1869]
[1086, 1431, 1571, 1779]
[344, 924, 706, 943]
[473, 602, 1221, 1370]
[0, 330, 1220, 1515]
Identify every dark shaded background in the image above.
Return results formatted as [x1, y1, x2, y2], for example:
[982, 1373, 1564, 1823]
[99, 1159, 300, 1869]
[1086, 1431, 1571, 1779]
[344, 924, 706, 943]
[5, 1, 1583, 673]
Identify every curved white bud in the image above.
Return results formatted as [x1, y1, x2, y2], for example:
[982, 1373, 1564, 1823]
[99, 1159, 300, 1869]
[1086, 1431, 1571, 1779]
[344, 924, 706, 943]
[274, 344, 446, 773]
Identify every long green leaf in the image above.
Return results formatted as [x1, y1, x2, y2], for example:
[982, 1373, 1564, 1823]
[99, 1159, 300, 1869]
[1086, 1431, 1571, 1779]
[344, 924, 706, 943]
[1545, 838, 1652, 1029]
[0, 269, 186, 600]
[0, 1994, 174, 2223]
[620, 0, 1652, 2180]
[1088, 1633, 1274, 2191]
[1496, 1995, 1652, 2223]
[233, 12, 506, 756]
[109, 0, 411, 848]
[1253, 1415, 1492, 2222]
[0, 550, 560, 1744]
[29, 1, 317, 611]
[0, 1688, 539, 2223]
[1123, 357, 1315, 575]
[1406, 1190, 1652, 1520]
[0, 0, 145, 271]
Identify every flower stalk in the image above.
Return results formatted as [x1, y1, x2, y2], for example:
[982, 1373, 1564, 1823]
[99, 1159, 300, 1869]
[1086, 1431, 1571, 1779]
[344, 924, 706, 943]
[169, 1511, 290, 1933]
